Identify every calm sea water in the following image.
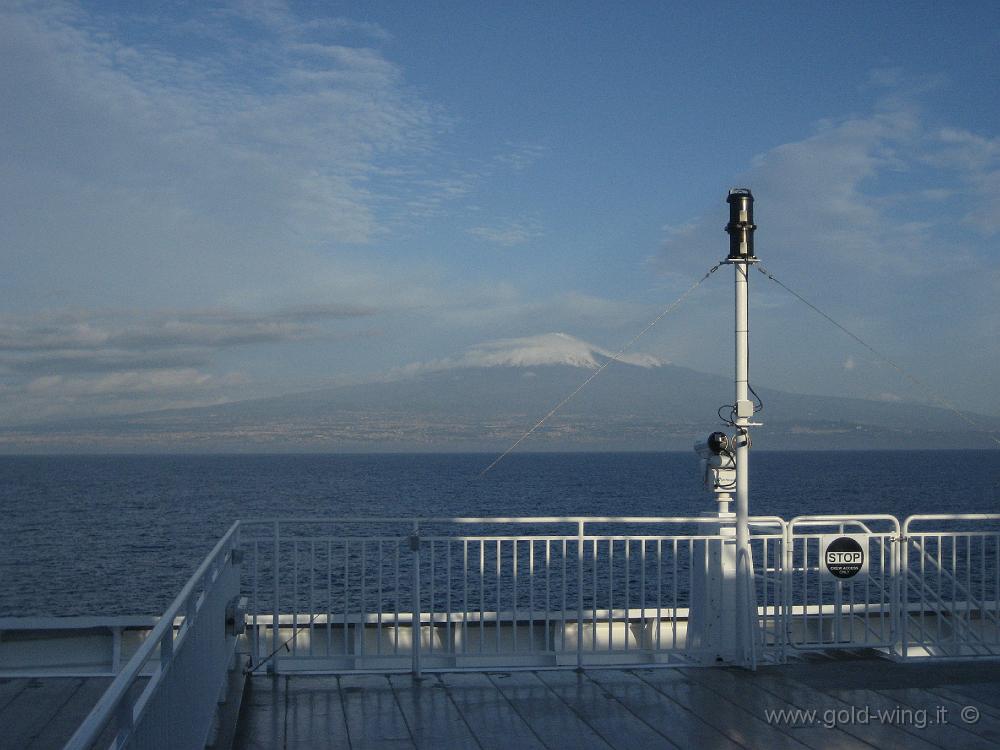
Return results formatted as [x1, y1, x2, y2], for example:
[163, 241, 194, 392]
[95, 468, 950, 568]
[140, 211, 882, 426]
[0, 451, 997, 617]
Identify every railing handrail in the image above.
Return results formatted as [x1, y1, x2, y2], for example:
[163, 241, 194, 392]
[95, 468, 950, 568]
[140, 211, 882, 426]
[903, 513, 1000, 535]
[788, 514, 900, 536]
[64, 520, 242, 750]
[240, 514, 787, 526]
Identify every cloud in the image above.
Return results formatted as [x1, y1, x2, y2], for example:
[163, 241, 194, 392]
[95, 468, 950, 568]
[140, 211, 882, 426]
[0, 304, 377, 420]
[0, 305, 374, 358]
[654, 77, 999, 410]
[467, 221, 543, 247]
[0, 0, 448, 312]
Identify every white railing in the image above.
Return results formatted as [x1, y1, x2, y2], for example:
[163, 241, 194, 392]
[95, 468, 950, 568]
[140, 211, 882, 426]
[237, 512, 1000, 674]
[64, 522, 243, 750]
[900, 514, 1000, 658]
[58, 512, 1000, 749]
[239, 516, 786, 673]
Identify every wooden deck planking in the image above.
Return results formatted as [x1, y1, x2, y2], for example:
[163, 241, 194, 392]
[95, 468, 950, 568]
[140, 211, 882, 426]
[0, 677, 88, 750]
[746, 667, 942, 750]
[678, 666, 872, 750]
[533, 669, 678, 749]
[484, 671, 613, 749]
[338, 675, 414, 750]
[231, 655, 1000, 750]
[435, 671, 547, 750]
[632, 667, 812, 750]
[387, 674, 482, 749]
[583, 669, 743, 750]
[877, 686, 1000, 748]
[26, 677, 112, 750]
[284, 676, 353, 750]
[0, 678, 29, 713]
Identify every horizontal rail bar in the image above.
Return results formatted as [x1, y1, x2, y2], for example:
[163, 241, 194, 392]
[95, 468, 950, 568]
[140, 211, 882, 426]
[65, 521, 241, 750]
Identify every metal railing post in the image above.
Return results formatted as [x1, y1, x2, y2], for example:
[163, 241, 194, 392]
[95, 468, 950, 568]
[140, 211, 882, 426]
[783, 521, 793, 661]
[272, 520, 280, 674]
[897, 525, 907, 659]
[411, 522, 422, 678]
[576, 520, 584, 669]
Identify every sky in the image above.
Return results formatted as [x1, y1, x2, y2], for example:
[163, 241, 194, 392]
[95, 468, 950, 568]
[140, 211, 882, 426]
[1, 0, 998, 425]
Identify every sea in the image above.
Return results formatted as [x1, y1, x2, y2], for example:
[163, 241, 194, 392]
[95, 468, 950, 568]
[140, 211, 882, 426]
[1, 451, 997, 617]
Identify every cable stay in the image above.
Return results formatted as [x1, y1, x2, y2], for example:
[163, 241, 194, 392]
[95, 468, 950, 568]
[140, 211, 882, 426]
[756, 262, 1000, 447]
[478, 259, 726, 477]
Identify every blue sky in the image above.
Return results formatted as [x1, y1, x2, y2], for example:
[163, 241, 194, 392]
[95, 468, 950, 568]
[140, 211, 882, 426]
[1, 1, 998, 424]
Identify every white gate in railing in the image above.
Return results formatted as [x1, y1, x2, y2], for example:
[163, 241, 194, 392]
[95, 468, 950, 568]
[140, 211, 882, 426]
[782, 515, 900, 653]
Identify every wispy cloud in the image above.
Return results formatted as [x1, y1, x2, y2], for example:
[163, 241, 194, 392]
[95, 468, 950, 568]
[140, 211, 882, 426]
[0, 0, 445, 308]
[0, 304, 376, 421]
[467, 220, 543, 246]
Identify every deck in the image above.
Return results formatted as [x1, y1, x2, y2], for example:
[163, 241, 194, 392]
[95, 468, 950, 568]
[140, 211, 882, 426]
[233, 652, 1000, 750]
[4, 652, 999, 748]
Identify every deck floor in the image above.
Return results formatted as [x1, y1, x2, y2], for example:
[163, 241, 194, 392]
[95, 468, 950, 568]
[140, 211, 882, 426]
[0, 676, 113, 750]
[233, 652, 1000, 749]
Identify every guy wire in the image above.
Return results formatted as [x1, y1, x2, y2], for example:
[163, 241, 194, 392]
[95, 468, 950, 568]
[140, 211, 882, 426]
[478, 260, 725, 477]
[756, 263, 1000, 447]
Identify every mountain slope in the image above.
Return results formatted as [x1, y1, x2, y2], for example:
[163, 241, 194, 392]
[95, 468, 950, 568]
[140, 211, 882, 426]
[2, 332, 992, 452]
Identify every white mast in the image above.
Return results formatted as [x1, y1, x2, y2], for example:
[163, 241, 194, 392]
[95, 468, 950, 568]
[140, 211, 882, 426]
[726, 188, 757, 664]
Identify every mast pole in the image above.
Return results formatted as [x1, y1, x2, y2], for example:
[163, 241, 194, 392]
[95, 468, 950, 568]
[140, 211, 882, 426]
[725, 188, 756, 665]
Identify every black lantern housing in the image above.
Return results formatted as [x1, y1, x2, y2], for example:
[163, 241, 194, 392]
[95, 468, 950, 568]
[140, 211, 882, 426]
[725, 188, 756, 260]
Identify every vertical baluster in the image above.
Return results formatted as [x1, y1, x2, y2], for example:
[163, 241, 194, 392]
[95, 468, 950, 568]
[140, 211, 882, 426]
[980, 535, 986, 640]
[463, 540, 469, 657]
[561, 539, 567, 654]
[687, 539, 694, 651]
[495, 539, 501, 655]
[576, 521, 584, 668]
[640, 539, 646, 651]
[395, 541, 401, 655]
[411, 523, 421, 678]
[292, 540, 299, 656]
[671, 539, 677, 650]
[252, 539, 259, 665]
[951, 536, 958, 643]
[545, 539, 551, 655]
[447, 540, 453, 657]
[429, 539, 435, 656]
[625, 539, 631, 652]
[592, 538, 597, 652]
[967, 535, 973, 629]
[608, 539, 614, 651]
[655, 538, 662, 652]
[377, 540, 383, 656]
[343, 540, 349, 657]
[528, 539, 534, 653]
[309, 540, 315, 657]
[272, 521, 280, 672]
[512, 539, 518, 653]
[762, 538, 769, 646]
[326, 540, 332, 657]
[361, 540, 366, 658]
[480, 540, 485, 654]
